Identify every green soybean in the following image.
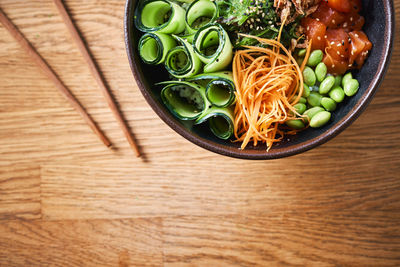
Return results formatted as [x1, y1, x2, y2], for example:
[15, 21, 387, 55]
[315, 62, 327, 82]
[297, 49, 306, 57]
[293, 103, 307, 115]
[342, 72, 353, 87]
[329, 86, 345, 103]
[334, 75, 342, 87]
[299, 97, 307, 104]
[303, 66, 316, 86]
[319, 76, 335, 94]
[286, 119, 305, 129]
[296, 57, 304, 66]
[307, 92, 323, 107]
[321, 97, 337, 111]
[307, 50, 323, 67]
[344, 79, 359, 96]
[303, 106, 324, 123]
[302, 83, 310, 98]
[310, 111, 331, 128]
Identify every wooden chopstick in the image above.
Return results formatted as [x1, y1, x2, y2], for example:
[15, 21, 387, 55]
[0, 8, 112, 148]
[53, 0, 141, 157]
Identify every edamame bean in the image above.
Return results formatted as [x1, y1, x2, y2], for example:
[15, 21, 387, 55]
[307, 50, 323, 67]
[344, 79, 359, 96]
[286, 119, 305, 129]
[315, 62, 327, 82]
[334, 75, 342, 87]
[321, 97, 337, 111]
[298, 49, 306, 57]
[299, 97, 307, 104]
[319, 76, 335, 94]
[302, 83, 310, 98]
[307, 92, 323, 107]
[342, 72, 352, 87]
[293, 103, 307, 115]
[296, 57, 304, 66]
[310, 111, 331, 128]
[303, 66, 316, 86]
[303, 106, 324, 123]
[329, 86, 345, 103]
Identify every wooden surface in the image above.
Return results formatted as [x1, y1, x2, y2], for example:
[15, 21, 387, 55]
[0, 0, 399, 266]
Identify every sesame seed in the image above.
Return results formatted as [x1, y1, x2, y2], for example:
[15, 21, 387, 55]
[250, 25, 253, 29]
[355, 33, 359, 38]
[337, 51, 340, 55]
[330, 41, 335, 45]
[317, 36, 321, 40]
[324, 35, 327, 38]
[332, 64, 335, 68]
[337, 43, 341, 47]
[350, 17, 354, 21]
[332, 19, 336, 24]
[316, 18, 320, 21]
[307, 26, 310, 31]
[348, 64, 352, 67]
[256, 18, 260, 22]
[341, 55, 345, 58]
[351, 51, 354, 55]
[343, 22, 348, 27]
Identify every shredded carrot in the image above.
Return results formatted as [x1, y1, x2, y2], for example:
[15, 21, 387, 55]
[233, 32, 311, 150]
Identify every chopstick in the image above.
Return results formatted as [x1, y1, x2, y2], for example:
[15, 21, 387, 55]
[53, 0, 141, 157]
[0, 8, 112, 148]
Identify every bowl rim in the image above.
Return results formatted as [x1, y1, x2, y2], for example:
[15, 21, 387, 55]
[124, 0, 395, 160]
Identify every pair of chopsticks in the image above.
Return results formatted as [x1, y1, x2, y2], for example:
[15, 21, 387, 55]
[0, 0, 140, 157]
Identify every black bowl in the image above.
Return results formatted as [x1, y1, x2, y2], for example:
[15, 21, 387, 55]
[124, 0, 394, 159]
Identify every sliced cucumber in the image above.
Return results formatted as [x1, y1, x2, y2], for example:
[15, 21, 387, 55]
[159, 81, 208, 120]
[138, 32, 176, 65]
[135, 0, 186, 34]
[188, 71, 235, 107]
[193, 23, 233, 73]
[185, 0, 218, 34]
[195, 106, 234, 140]
[165, 35, 202, 78]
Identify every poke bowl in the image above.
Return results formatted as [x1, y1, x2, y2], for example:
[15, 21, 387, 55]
[124, 0, 394, 159]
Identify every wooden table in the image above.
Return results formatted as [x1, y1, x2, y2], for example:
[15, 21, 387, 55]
[0, 1, 399, 266]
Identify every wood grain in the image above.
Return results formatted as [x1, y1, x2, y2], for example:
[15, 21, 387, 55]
[0, 0, 400, 266]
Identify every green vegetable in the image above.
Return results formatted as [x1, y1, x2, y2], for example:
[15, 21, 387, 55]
[342, 72, 353, 87]
[185, 0, 218, 33]
[298, 49, 306, 57]
[307, 50, 323, 67]
[165, 35, 202, 78]
[195, 106, 235, 139]
[310, 111, 331, 128]
[135, 0, 186, 34]
[303, 66, 316, 87]
[321, 97, 337, 111]
[159, 80, 207, 120]
[344, 79, 359, 96]
[319, 76, 335, 94]
[293, 103, 307, 115]
[188, 71, 235, 107]
[329, 86, 345, 103]
[193, 23, 233, 73]
[307, 92, 323, 107]
[334, 75, 342, 87]
[315, 62, 327, 82]
[299, 97, 307, 104]
[302, 83, 310, 98]
[138, 32, 176, 64]
[286, 119, 305, 129]
[303, 106, 324, 123]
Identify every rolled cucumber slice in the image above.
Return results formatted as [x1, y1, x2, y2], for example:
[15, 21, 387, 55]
[195, 106, 234, 140]
[165, 35, 202, 78]
[185, 0, 219, 34]
[138, 32, 176, 65]
[134, 0, 186, 34]
[193, 23, 233, 73]
[188, 71, 235, 107]
[159, 81, 208, 120]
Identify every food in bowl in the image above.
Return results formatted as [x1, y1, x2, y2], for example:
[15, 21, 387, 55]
[132, 0, 374, 151]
